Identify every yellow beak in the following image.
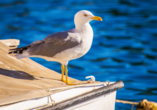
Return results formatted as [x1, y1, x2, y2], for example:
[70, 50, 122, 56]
[91, 16, 103, 21]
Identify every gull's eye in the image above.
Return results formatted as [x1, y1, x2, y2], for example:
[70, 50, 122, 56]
[84, 14, 88, 17]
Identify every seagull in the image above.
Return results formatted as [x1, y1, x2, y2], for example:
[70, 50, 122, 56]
[8, 10, 102, 85]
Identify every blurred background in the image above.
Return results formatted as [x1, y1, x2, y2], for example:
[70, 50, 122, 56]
[0, 0, 157, 109]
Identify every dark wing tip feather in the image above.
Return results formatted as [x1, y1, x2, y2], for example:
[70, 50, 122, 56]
[8, 51, 13, 54]
[8, 45, 31, 54]
[8, 50, 23, 54]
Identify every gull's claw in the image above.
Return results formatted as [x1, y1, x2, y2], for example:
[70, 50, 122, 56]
[66, 80, 79, 85]
[62, 78, 74, 83]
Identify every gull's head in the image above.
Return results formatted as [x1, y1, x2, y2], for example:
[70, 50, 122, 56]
[74, 10, 102, 25]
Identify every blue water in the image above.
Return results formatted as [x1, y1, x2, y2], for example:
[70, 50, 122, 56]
[0, 0, 157, 109]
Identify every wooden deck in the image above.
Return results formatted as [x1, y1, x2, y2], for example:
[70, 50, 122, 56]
[0, 39, 82, 106]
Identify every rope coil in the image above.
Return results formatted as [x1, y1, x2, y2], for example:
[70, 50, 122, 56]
[116, 99, 157, 110]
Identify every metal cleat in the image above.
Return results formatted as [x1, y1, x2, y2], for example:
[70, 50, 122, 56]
[86, 76, 95, 83]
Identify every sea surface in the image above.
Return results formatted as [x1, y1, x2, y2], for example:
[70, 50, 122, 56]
[0, 0, 157, 109]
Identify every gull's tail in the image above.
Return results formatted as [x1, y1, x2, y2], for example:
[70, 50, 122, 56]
[8, 40, 44, 59]
[8, 45, 31, 59]
[8, 45, 31, 54]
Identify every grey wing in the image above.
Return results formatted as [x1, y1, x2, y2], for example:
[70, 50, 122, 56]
[28, 31, 81, 57]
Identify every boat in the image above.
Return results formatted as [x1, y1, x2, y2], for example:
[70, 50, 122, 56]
[0, 39, 124, 110]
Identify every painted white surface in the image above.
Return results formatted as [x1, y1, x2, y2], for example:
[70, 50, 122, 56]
[0, 83, 116, 110]
[65, 91, 116, 110]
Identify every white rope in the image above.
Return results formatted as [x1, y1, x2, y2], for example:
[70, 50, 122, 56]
[47, 90, 55, 106]
[47, 82, 108, 92]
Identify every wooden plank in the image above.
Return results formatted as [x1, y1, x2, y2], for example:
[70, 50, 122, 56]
[0, 39, 20, 47]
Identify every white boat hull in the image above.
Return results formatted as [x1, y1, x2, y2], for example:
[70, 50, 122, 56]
[0, 83, 117, 110]
[65, 91, 116, 110]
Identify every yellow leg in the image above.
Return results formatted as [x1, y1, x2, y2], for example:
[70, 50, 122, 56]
[65, 65, 79, 85]
[61, 64, 73, 83]
[65, 65, 68, 84]
[61, 64, 64, 81]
